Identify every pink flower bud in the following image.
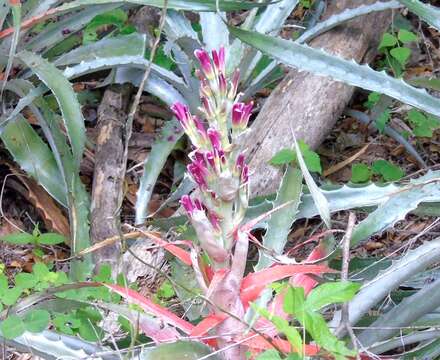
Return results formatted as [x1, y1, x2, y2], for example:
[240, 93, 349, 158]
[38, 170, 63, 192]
[207, 128, 221, 152]
[195, 49, 214, 79]
[208, 210, 221, 231]
[236, 153, 245, 172]
[241, 165, 249, 184]
[188, 161, 208, 189]
[232, 102, 253, 129]
[229, 69, 240, 99]
[218, 73, 227, 97]
[201, 96, 214, 118]
[171, 102, 191, 128]
[180, 195, 195, 214]
[212, 47, 225, 74]
[193, 115, 207, 139]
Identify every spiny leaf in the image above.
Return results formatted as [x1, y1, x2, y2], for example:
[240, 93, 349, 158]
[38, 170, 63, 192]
[229, 25, 440, 117]
[17, 51, 85, 167]
[398, 0, 440, 31]
[1, 116, 67, 206]
[255, 166, 303, 270]
[297, 1, 402, 44]
[138, 341, 220, 360]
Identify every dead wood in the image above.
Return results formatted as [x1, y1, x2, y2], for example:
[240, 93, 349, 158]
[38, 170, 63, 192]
[244, 0, 393, 196]
[90, 84, 132, 273]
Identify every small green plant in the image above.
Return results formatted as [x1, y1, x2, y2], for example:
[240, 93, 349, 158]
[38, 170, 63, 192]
[406, 109, 440, 138]
[1, 226, 66, 258]
[378, 28, 418, 77]
[271, 141, 322, 174]
[254, 281, 360, 360]
[351, 160, 404, 183]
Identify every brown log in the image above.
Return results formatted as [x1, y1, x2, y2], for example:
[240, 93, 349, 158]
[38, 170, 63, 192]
[244, 0, 393, 196]
[90, 84, 132, 273]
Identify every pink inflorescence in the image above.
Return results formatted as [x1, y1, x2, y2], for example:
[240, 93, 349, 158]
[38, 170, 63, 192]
[173, 47, 252, 258]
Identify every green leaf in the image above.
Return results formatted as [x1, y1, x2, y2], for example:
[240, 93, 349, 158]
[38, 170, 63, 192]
[378, 32, 398, 49]
[228, 25, 440, 118]
[138, 341, 220, 359]
[283, 286, 305, 315]
[372, 159, 405, 182]
[83, 8, 128, 43]
[398, 29, 418, 43]
[157, 280, 175, 299]
[17, 51, 86, 168]
[32, 262, 50, 281]
[92, 264, 112, 282]
[390, 47, 411, 66]
[270, 149, 295, 165]
[255, 349, 282, 360]
[78, 320, 104, 341]
[37, 233, 66, 245]
[407, 109, 440, 138]
[306, 281, 361, 311]
[375, 109, 390, 133]
[270, 141, 321, 173]
[0, 232, 35, 245]
[1, 287, 22, 306]
[53, 313, 81, 335]
[23, 310, 50, 333]
[0, 315, 25, 339]
[364, 91, 381, 109]
[15, 273, 38, 289]
[351, 163, 371, 183]
[0, 274, 8, 293]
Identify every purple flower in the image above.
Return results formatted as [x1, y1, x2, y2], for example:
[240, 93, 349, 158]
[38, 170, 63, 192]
[171, 102, 191, 128]
[212, 47, 225, 74]
[232, 102, 253, 129]
[194, 49, 214, 79]
[193, 115, 207, 139]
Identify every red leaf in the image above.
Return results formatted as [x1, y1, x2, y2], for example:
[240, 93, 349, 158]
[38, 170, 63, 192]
[104, 283, 194, 334]
[146, 232, 192, 266]
[291, 245, 328, 295]
[240, 264, 332, 305]
[190, 314, 227, 337]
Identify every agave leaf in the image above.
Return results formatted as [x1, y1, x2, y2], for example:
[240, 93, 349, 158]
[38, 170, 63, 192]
[18, 50, 85, 168]
[164, 10, 199, 41]
[1, 330, 116, 360]
[1, 115, 67, 206]
[26, 4, 122, 53]
[358, 276, 440, 348]
[200, 12, 229, 52]
[368, 330, 440, 355]
[0, 1, 20, 93]
[296, 1, 402, 44]
[0, 1, 9, 30]
[241, 0, 300, 82]
[398, 0, 440, 31]
[56, 0, 269, 13]
[4, 79, 92, 279]
[293, 136, 331, 227]
[53, 32, 147, 66]
[136, 341, 220, 360]
[350, 171, 440, 246]
[255, 166, 303, 271]
[229, 26, 440, 117]
[135, 117, 184, 224]
[402, 338, 440, 360]
[333, 238, 440, 332]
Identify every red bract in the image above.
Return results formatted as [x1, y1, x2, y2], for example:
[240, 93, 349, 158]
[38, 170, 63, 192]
[240, 264, 333, 306]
